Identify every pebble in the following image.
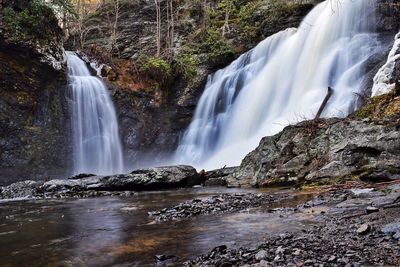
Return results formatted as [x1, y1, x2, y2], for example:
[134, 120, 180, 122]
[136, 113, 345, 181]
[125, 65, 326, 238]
[255, 250, 268, 261]
[366, 206, 379, 214]
[357, 224, 371, 235]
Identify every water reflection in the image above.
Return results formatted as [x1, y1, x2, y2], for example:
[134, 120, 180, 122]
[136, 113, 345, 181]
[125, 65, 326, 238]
[0, 187, 318, 266]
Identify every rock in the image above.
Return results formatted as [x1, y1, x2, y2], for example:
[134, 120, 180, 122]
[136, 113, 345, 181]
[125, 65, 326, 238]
[381, 223, 400, 236]
[0, 14, 71, 185]
[0, 166, 202, 199]
[357, 224, 371, 235]
[154, 255, 179, 266]
[350, 188, 382, 198]
[204, 167, 238, 187]
[328, 255, 337, 262]
[255, 250, 268, 261]
[0, 180, 42, 199]
[148, 193, 273, 221]
[366, 206, 379, 214]
[234, 119, 400, 187]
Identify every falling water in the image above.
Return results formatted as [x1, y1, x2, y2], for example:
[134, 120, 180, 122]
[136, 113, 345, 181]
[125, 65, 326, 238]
[175, 0, 381, 170]
[66, 52, 124, 175]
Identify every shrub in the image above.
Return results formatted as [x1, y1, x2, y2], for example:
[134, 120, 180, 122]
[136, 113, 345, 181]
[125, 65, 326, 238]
[138, 55, 172, 86]
[199, 29, 235, 66]
[1, 0, 58, 42]
[173, 48, 200, 81]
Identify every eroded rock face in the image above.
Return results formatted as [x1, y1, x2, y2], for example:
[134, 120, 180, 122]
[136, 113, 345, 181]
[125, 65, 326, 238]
[0, 41, 71, 186]
[0, 165, 202, 199]
[233, 119, 400, 187]
[0, 0, 71, 185]
[376, 0, 400, 35]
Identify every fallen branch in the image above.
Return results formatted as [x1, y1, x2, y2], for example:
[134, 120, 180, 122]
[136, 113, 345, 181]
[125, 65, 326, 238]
[315, 87, 333, 119]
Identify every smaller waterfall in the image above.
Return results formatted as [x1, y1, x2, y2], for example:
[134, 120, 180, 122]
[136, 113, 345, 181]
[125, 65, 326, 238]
[66, 52, 124, 175]
[372, 32, 400, 96]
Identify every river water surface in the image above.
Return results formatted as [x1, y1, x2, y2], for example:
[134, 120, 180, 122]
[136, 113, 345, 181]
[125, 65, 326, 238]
[0, 187, 319, 266]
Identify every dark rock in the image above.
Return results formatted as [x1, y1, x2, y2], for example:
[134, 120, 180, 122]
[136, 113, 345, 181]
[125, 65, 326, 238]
[204, 167, 238, 187]
[0, 1, 71, 185]
[155, 255, 179, 266]
[148, 193, 274, 221]
[0, 165, 201, 199]
[366, 206, 379, 214]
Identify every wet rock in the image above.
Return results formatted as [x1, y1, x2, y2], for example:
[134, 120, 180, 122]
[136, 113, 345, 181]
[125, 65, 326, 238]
[255, 250, 268, 261]
[350, 188, 383, 198]
[381, 223, 400, 237]
[148, 193, 274, 221]
[366, 206, 379, 214]
[0, 166, 202, 199]
[0, 180, 41, 199]
[183, 183, 400, 267]
[155, 255, 179, 266]
[204, 167, 238, 187]
[357, 224, 371, 235]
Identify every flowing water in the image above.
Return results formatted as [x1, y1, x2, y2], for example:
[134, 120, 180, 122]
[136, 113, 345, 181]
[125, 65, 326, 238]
[0, 188, 318, 266]
[175, 0, 381, 170]
[66, 52, 124, 175]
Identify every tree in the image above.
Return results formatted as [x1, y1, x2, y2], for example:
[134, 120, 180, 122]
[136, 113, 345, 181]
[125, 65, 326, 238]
[154, 0, 161, 57]
[166, 0, 175, 58]
[110, 0, 120, 54]
[221, 0, 232, 37]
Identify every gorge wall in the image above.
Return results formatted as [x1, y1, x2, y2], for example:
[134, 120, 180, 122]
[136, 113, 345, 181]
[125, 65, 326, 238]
[0, 0, 71, 185]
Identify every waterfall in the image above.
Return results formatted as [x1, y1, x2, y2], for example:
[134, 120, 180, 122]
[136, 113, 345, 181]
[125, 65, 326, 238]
[66, 52, 124, 175]
[175, 0, 381, 170]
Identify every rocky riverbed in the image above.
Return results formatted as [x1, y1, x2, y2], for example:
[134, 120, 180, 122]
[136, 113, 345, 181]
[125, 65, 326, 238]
[151, 182, 400, 266]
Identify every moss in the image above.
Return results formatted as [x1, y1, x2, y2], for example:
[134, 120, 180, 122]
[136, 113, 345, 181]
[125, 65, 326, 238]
[356, 93, 400, 121]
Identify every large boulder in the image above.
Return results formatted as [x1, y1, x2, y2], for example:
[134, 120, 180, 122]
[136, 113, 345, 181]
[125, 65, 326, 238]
[232, 118, 400, 187]
[0, 166, 203, 199]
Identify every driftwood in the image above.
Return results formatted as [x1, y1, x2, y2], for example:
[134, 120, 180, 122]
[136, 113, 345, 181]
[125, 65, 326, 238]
[315, 87, 333, 119]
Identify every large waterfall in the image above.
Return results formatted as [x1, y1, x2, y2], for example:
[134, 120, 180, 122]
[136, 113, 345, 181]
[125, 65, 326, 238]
[175, 0, 381, 170]
[66, 52, 124, 175]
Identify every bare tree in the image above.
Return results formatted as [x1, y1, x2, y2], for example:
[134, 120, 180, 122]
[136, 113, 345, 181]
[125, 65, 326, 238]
[221, 0, 232, 37]
[154, 0, 161, 57]
[166, 0, 175, 58]
[110, 0, 120, 55]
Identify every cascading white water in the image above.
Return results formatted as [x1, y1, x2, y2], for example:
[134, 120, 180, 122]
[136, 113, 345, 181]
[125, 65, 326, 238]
[372, 32, 400, 96]
[175, 0, 381, 170]
[66, 51, 124, 175]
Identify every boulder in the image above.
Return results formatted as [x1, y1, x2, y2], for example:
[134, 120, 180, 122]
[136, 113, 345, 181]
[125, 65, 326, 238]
[0, 166, 202, 199]
[232, 119, 400, 187]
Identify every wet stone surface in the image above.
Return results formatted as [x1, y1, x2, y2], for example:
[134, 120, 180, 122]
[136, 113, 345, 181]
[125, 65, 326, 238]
[148, 193, 276, 221]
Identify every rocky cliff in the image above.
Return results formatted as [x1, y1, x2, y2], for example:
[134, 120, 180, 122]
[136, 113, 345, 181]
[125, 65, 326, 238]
[0, 0, 71, 185]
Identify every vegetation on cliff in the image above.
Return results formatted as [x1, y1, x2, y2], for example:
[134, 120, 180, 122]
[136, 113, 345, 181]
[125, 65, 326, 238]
[61, 0, 316, 102]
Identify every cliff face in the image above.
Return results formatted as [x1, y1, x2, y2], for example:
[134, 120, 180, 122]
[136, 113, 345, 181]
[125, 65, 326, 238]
[77, 0, 319, 167]
[0, 0, 71, 185]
